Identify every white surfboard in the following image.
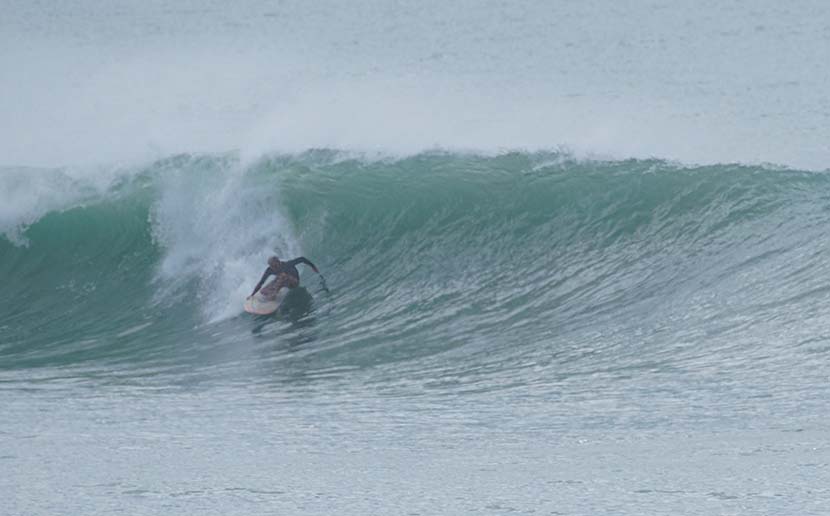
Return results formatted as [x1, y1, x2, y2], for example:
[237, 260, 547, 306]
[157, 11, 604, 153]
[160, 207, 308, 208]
[243, 289, 288, 315]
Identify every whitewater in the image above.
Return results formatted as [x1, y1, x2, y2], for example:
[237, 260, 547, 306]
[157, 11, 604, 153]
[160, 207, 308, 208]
[3, 1, 830, 515]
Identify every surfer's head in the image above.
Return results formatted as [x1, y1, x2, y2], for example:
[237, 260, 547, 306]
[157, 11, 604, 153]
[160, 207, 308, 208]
[268, 256, 281, 269]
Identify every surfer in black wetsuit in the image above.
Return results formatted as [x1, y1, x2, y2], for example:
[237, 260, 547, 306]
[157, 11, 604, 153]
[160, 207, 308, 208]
[248, 256, 321, 301]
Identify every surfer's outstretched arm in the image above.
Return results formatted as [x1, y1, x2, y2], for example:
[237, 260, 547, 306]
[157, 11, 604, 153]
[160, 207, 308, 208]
[250, 268, 273, 297]
[292, 257, 329, 293]
[290, 257, 320, 273]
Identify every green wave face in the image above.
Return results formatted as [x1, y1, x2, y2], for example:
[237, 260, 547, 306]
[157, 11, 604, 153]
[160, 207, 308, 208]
[1, 152, 827, 381]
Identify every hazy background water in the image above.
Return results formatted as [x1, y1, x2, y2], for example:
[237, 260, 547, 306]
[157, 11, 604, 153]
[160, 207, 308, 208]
[2, 0, 829, 168]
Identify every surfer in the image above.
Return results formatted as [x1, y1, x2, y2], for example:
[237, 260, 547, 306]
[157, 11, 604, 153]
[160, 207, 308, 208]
[248, 256, 321, 301]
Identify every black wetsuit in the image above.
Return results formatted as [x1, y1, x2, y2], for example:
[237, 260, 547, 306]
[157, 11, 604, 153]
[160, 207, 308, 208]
[252, 257, 317, 296]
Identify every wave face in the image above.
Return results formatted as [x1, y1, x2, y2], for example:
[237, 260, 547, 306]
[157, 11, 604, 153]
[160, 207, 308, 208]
[2, 152, 830, 394]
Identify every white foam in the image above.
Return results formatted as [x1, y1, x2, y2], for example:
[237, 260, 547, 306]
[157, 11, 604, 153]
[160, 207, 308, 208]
[148, 157, 301, 323]
[0, 165, 129, 244]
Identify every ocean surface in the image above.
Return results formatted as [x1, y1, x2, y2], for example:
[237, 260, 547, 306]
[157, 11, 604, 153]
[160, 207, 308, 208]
[2, 1, 830, 515]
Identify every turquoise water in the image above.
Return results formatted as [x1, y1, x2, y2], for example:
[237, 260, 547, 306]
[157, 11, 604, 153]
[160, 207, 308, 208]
[3, 1, 830, 514]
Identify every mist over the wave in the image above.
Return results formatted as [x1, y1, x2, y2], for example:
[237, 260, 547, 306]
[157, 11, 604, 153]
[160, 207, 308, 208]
[1, 0, 829, 169]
